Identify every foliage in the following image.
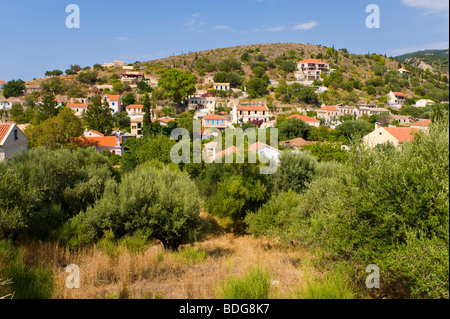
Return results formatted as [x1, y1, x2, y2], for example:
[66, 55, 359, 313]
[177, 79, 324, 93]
[273, 151, 318, 193]
[277, 118, 311, 141]
[25, 108, 84, 149]
[2, 79, 25, 98]
[0, 147, 116, 240]
[158, 68, 197, 105]
[78, 166, 206, 250]
[83, 95, 114, 135]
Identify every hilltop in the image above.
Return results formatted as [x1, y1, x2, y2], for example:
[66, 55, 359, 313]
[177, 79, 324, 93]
[396, 49, 449, 74]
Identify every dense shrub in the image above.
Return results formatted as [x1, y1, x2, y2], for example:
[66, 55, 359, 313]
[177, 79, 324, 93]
[0, 147, 117, 239]
[78, 166, 206, 250]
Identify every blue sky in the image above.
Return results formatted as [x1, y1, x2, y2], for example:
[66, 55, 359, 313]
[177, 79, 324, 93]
[0, 0, 448, 82]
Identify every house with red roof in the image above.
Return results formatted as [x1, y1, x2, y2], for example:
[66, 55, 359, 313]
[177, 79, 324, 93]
[0, 123, 28, 162]
[363, 126, 420, 148]
[73, 136, 124, 155]
[102, 95, 122, 114]
[0, 81, 7, 90]
[411, 119, 431, 132]
[126, 104, 143, 116]
[387, 91, 406, 108]
[317, 105, 340, 123]
[287, 114, 321, 127]
[296, 59, 332, 82]
[231, 104, 271, 124]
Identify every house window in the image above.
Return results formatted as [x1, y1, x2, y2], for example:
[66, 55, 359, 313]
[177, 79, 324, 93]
[112, 102, 115, 106]
[207, 120, 210, 124]
[221, 120, 224, 125]
[14, 130, 18, 140]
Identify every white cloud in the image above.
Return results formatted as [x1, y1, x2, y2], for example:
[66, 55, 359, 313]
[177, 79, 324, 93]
[386, 41, 449, 56]
[292, 21, 318, 30]
[264, 21, 318, 32]
[401, 0, 449, 12]
[214, 25, 229, 30]
[266, 26, 288, 32]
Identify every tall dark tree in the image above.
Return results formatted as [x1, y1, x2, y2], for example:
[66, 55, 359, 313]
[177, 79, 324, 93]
[142, 93, 153, 138]
[84, 95, 114, 135]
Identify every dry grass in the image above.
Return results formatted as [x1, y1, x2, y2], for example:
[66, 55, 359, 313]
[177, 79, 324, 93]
[15, 235, 327, 299]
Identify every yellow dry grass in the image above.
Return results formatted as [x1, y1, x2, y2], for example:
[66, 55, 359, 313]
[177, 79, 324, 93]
[18, 235, 321, 299]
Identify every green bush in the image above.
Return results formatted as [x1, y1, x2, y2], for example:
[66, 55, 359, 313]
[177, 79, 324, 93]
[176, 246, 208, 264]
[79, 166, 206, 251]
[274, 151, 318, 193]
[0, 147, 117, 240]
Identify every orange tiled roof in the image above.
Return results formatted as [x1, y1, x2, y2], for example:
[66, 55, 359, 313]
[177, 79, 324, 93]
[320, 105, 339, 111]
[383, 127, 419, 142]
[392, 92, 405, 97]
[73, 136, 118, 147]
[103, 95, 120, 101]
[0, 124, 13, 144]
[413, 119, 431, 127]
[67, 104, 88, 108]
[299, 59, 329, 65]
[288, 114, 319, 122]
[0, 81, 7, 85]
[210, 146, 238, 162]
[203, 114, 226, 120]
[126, 104, 143, 109]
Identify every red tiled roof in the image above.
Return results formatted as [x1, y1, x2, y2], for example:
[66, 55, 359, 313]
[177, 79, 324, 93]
[288, 114, 320, 122]
[248, 142, 279, 152]
[299, 59, 329, 65]
[392, 92, 405, 97]
[320, 105, 339, 111]
[0, 124, 13, 145]
[103, 95, 120, 101]
[383, 127, 419, 142]
[67, 104, 88, 108]
[236, 105, 269, 111]
[131, 117, 144, 122]
[126, 104, 143, 109]
[203, 114, 226, 120]
[0, 81, 7, 85]
[73, 136, 118, 147]
[412, 119, 431, 127]
[210, 146, 238, 162]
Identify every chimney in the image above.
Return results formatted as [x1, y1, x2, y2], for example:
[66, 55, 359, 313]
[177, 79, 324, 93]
[375, 122, 379, 130]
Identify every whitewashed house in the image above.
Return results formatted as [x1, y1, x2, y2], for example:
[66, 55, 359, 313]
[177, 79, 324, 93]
[0, 123, 28, 162]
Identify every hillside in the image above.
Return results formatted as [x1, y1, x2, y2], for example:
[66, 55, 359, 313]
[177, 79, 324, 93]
[396, 49, 449, 74]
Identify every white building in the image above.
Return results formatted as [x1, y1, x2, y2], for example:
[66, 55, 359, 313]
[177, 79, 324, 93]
[187, 96, 217, 113]
[387, 91, 406, 108]
[67, 104, 89, 117]
[415, 99, 435, 108]
[102, 95, 122, 114]
[0, 123, 28, 162]
[295, 59, 332, 82]
[231, 104, 271, 124]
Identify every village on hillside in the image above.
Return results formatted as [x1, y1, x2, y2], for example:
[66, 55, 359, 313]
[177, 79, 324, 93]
[1, 46, 447, 162]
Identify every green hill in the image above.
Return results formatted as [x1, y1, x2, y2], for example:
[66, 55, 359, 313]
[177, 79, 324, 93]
[396, 49, 449, 74]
